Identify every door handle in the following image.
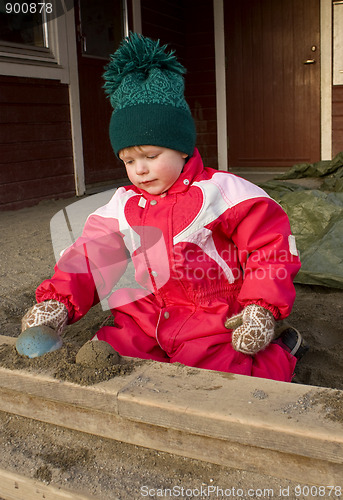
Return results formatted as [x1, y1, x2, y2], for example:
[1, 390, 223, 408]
[303, 59, 315, 64]
[81, 34, 87, 53]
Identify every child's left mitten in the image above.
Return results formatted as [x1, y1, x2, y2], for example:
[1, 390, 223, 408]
[21, 300, 68, 335]
[225, 304, 275, 355]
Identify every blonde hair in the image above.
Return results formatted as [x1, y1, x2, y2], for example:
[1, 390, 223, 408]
[119, 145, 148, 157]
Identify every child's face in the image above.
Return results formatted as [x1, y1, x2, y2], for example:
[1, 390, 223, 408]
[119, 146, 188, 195]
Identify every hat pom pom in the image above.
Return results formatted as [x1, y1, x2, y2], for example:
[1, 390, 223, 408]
[103, 32, 186, 98]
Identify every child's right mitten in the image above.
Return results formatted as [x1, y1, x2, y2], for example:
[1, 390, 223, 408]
[21, 300, 68, 335]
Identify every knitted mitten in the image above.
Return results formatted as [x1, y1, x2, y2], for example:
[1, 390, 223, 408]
[225, 304, 275, 355]
[21, 300, 68, 335]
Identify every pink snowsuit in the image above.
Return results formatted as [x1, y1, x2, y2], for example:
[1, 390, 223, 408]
[37, 149, 301, 381]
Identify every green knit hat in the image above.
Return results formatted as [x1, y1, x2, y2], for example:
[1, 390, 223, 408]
[103, 33, 196, 157]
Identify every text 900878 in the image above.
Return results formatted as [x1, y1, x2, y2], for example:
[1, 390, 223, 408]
[5, 2, 53, 14]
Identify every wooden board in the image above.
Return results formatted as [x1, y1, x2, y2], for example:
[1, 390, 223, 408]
[0, 335, 342, 488]
[0, 467, 96, 500]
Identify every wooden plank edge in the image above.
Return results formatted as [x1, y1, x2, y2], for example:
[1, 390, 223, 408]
[0, 336, 16, 346]
[0, 385, 342, 488]
[0, 334, 152, 415]
[2, 364, 342, 466]
[1, 335, 343, 486]
[0, 364, 149, 415]
[116, 362, 343, 464]
[0, 467, 98, 500]
[119, 396, 343, 465]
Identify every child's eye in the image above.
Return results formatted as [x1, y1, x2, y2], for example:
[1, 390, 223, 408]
[147, 155, 158, 159]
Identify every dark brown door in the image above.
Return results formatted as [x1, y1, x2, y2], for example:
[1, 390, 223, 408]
[225, 0, 320, 168]
[75, 0, 127, 188]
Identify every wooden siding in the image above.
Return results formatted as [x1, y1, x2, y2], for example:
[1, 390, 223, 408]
[0, 76, 75, 210]
[141, 0, 218, 168]
[141, 0, 186, 58]
[332, 85, 343, 157]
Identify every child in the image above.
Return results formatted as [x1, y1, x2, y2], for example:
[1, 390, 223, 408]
[21, 33, 305, 382]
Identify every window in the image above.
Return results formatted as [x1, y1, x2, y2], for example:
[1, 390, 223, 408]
[0, 2, 47, 47]
[78, 0, 124, 59]
[0, 0, 72, 82]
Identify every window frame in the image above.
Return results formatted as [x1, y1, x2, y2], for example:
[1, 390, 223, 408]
[333, 1, 343, 85]
[0, 0, 70, 83]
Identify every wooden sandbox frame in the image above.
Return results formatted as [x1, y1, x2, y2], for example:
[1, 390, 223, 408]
[0, 334, 342, 498]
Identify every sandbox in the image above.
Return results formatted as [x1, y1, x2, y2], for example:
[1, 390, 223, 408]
[0, 334, 342, 499]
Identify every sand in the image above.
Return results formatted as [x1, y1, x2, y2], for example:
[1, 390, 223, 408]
[1, 195, 342, 390]
[0, 196, 342, 498]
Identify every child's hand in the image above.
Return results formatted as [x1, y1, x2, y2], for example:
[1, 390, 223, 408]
[225, 304, 275, 355]
[21, 300, 68, 336]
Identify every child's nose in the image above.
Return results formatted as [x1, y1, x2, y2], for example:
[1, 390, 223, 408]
[135, 160, 149, 175]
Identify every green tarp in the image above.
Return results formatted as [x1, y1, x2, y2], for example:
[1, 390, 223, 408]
[259, 152, 343, 289]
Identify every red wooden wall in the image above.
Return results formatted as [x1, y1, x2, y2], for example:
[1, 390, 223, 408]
[0, 76, 75, 210]
[2, 1, 341, 211]
[332, 86, 343, 157]
[141, 0, 218, 169]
